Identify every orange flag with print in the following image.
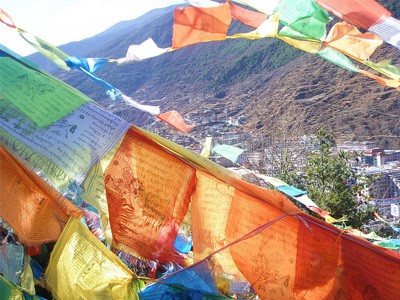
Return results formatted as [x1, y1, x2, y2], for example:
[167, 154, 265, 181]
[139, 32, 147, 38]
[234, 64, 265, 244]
[0, 146, 82, 245]
[172, 3, 231, 48]
[104, 127, 197, 263]
[324, 22, 383, 61]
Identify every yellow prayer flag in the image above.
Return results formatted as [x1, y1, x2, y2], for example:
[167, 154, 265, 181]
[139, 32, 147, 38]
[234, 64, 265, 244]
[324, 22, 383, 61]
[278, 36, 322, 53]
[45, 217, 138, 300]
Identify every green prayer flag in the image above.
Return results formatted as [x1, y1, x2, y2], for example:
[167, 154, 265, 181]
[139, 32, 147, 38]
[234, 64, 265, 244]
[318, 47, 360, 73]
[211, 144, 245, 163]
[0, 56, 89, 127]
[278, 0, 331, 41]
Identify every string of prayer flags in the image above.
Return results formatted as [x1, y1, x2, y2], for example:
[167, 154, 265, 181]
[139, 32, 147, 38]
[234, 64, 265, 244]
[156, 110, 195, 133]
[277, 0, 331, 41]
[231, 0, 281, 15]
[172, 2, 231, 49]
[0, 146, 83, 245]
[104, 127, 197, 263]
[116, 38, 171, 64]
[324, 22, 384, 61]
[45, 217, 139, 300]
[228, 0, 267, 29]
[211, 144, 245, 163]
[314, 0, 392, 30]
[256, 173, 331, 218]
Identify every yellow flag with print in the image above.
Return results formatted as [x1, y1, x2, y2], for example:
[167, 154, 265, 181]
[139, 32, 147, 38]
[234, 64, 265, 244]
[45, 217, 138, 300]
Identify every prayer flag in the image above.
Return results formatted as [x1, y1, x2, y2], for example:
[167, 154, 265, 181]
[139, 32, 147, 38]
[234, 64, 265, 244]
[317, 46, 360, 73]
[45, 217, 139, 300]
[117, 38, 171, 64]
[172, 3, 231, 48]
[211, 144, 245, 163]
[278, 0, 331, 41]
[0, 55, 87, 127]
[18, 28, 70, 70]
[122, 93, 160, 115]
[200, 136, 213, 158]
[156, 110, 195, 133]
[228, 0, 267, 29]
[227, 14, 279, 40]
[0, 146, 82, 245]
[369, 17, 400, 50]
[66, 56, 110, 73]
[324, 22, 383, 61]
[315, 0, 391, 29]
[105, 127, 197, 263]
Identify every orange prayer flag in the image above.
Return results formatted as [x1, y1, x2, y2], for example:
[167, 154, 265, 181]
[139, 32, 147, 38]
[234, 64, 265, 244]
[228, 0, 267, 29]
[315, 0, 391, 29]
[156, 110, 195, 133]
[104, 127, 197, 263]
[0, 146, 82, 245]
[324, 22, 383, 61]
[172, 3, 231, 48]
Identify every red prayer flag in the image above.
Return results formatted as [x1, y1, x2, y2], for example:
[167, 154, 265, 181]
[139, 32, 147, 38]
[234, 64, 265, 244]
[172, 3, 231, 48]
[157, 110, 195, 133]
[228, 0, 267, 29]
[315, 0, 391, 29]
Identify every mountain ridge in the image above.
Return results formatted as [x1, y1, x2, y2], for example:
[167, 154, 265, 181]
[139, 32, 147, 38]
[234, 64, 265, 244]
[31, 1, 400, 148]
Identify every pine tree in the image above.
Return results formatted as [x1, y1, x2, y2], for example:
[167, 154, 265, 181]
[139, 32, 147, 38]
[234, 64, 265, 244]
[305, 128, 374, 228]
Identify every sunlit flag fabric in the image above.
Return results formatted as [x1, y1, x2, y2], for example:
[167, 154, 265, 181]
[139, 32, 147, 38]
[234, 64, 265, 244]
[317, 46, 360, 73]
[156, 110, 195, 133]
[45, 217, 139, 300]
[66, 56, 110, 73]
[277, 0, 331, 41]
[0, 243, 25, 285]
[228, 0, 267, 29]
[121, 93, 161, 115]
[18, 28, 70, 70]
[369, 17, 400, 49]
[200, 136, 213, 158]
[104, 127, 197, 263]
[314, 0, 392, 29]
[139, 259, 225, 299]
[324, 22, 383, 61]
[211, 144, 245, 163]
[116, 38, 171, 64]
[172, 3, 231, 48]
[0, 54, 87, 127]
[0, 146, 82, 245]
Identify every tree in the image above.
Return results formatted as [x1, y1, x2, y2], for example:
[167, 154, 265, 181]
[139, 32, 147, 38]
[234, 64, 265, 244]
[304, 128, 375, 228]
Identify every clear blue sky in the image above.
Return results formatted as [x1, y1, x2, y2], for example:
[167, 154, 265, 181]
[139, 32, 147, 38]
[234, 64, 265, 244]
[0, 0, 185, 56]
